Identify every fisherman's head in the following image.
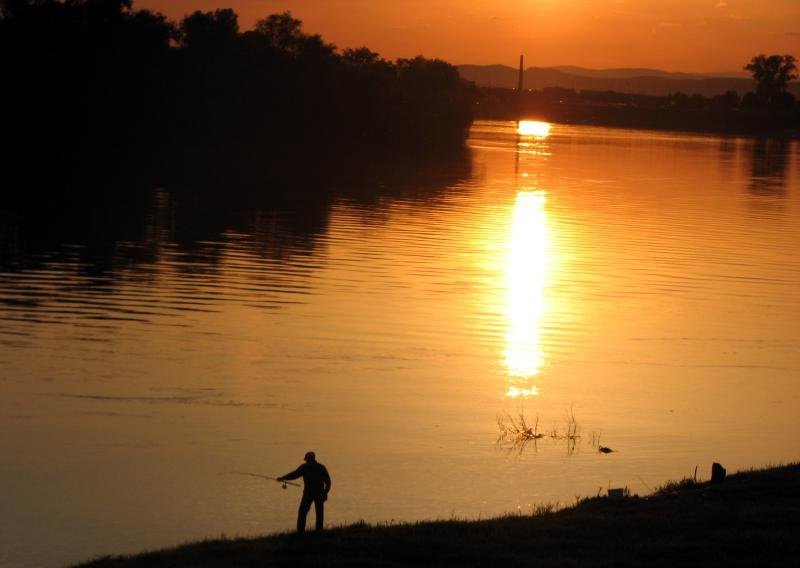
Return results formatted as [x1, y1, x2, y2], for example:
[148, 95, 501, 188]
[304, 451, 316, 463]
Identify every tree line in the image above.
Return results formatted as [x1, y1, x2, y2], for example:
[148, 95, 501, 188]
[666, 54, 797, 111]
[475, 54, 798, 135]
[0, 1, 475, 189]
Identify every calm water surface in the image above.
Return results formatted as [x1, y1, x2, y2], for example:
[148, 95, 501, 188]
[2, 121, 799, 567]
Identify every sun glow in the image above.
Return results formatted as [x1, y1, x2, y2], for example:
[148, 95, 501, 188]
[517, 120, 552, 138]
[504, 190, 549, 398]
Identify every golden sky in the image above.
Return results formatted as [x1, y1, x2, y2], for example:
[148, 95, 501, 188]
[138, 0, 800, 72]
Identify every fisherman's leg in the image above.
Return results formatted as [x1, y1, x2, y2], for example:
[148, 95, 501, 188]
[314, 496, 324, 531]
[297, 495, 313, 533]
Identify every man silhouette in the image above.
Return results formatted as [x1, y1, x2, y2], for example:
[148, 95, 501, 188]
[277, 451, 332, 532]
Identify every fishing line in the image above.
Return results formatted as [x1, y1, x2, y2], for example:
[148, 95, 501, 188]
[636, 475, 654, 493]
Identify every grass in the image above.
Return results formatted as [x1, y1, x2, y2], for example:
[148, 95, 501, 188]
[75, 462, 800, 567]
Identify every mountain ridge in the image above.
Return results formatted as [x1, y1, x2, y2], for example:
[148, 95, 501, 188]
[549, 65, 748, 80]
[457, 64, 799, 97]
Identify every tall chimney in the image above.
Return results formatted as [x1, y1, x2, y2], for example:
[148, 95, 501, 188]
[517, 55, 524, 92]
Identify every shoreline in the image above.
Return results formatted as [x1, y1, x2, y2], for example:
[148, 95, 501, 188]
[75, 462, 800, 567]
[475, 88, 800, 139]
[479, 109, 800, 139]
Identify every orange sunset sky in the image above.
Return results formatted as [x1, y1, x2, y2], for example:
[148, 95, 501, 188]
[138, 1, 799, 72]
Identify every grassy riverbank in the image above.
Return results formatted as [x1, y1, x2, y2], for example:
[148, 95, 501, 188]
[77, 463, 799, 567]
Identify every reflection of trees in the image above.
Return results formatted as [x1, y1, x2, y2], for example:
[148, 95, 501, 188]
[716, 138, 739, 179]
[718, 138, 737, 157]
[748, 138, 791, 197]
[0, 150, 473, 284]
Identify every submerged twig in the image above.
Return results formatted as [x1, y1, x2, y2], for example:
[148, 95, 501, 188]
[497, 406, 612, 457]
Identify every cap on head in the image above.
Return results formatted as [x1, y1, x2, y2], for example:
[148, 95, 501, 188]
[304, 451, 316, 462]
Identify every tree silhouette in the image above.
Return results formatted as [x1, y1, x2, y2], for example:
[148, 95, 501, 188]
[179, 9, 238, 52]
[255, 11, 303, 51]
[253, 11, 334, 59]
[744, 54, 798, 108]
[342, 47, 387, 69]
[2, 2, 474, 193]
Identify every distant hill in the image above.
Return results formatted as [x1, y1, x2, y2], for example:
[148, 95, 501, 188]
[458, 64, 800, 97]
[551, 66, 748, 80]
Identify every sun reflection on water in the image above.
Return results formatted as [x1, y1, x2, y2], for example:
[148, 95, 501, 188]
[504, 189, 549, 398]
[517, 120, 552, 138]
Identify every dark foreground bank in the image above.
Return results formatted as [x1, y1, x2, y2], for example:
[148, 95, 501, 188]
[76, 463, 799, 567]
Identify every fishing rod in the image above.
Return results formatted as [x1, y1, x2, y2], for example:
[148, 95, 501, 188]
[219, 471, 301, 489]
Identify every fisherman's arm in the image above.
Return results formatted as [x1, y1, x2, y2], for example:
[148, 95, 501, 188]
[277, 466, 304, 481]
[323, 466, 332, 495]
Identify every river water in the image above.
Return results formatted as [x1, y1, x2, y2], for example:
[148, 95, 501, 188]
[2, 121, 799, 567]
